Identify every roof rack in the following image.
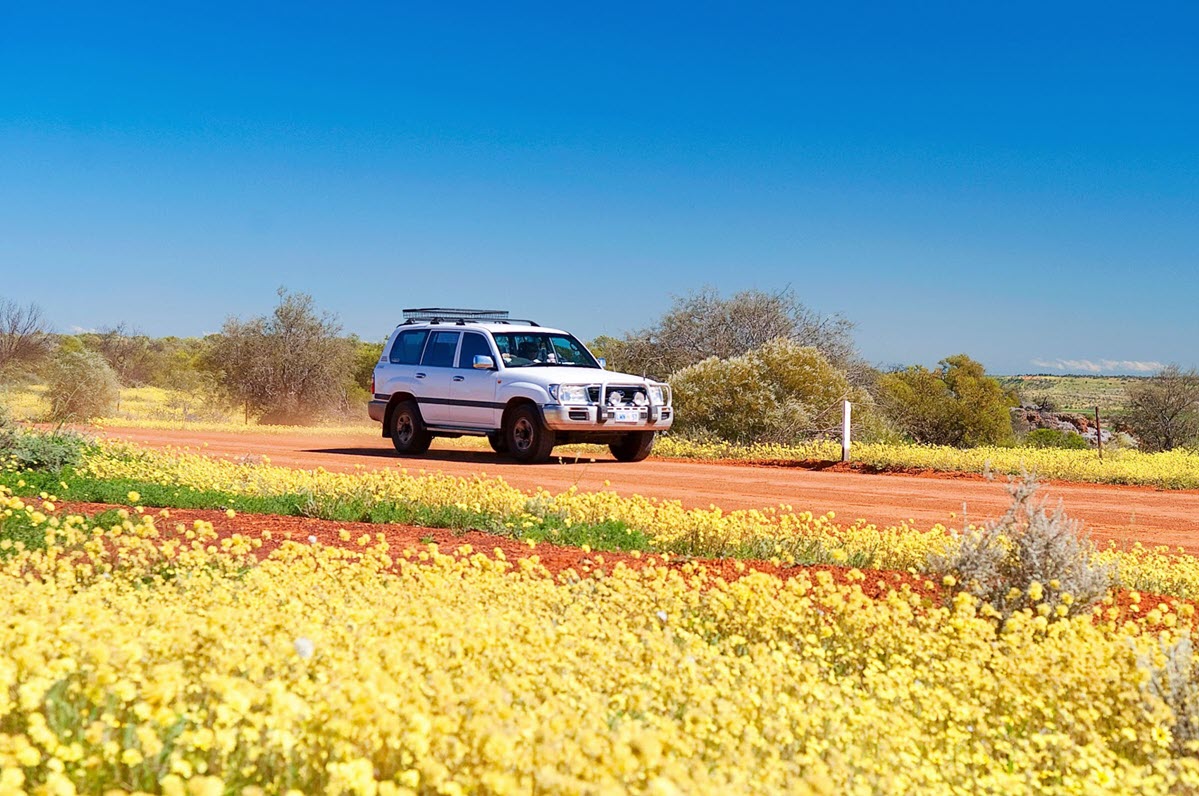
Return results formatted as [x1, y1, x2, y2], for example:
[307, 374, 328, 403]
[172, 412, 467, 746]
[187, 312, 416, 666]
[401, 308, 539, 326]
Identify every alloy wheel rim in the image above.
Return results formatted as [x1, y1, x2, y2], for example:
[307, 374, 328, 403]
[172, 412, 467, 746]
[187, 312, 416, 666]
[513, 417, 534, 451]
[396, 414, 414, 444]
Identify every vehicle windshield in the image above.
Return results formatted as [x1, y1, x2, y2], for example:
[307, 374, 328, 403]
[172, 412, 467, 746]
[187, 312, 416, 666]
[493, 332, 600, 368]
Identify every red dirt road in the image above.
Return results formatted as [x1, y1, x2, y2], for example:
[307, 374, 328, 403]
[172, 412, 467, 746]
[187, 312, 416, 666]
[97, 426, 1199, 553]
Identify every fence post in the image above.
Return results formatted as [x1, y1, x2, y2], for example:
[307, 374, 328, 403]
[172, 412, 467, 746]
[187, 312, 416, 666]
[842, 399, 852, 463]
[1095, 406, 1103, 461]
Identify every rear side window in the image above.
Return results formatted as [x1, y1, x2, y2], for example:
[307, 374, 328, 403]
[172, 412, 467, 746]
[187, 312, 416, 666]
[456, 333, 493, 369]
[389, 330, 429, 365]
[421, 331, 460, 368]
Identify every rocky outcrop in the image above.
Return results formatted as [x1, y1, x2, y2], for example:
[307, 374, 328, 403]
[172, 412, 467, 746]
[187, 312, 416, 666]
[1011, 406, 1114, 445]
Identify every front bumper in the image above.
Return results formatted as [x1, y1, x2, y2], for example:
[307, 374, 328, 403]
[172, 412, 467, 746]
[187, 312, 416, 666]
[541, 403, 673, 432]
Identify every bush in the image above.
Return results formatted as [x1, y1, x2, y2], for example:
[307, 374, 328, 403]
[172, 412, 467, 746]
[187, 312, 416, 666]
[0, 403, 87, 471]
[44, 349, 120, 422]
[203, 289, 356, 424]
[1024, 428, 1090, 450]
[929, 474, 1113, 625]
[601, 287, 860, 381]
[0, 403, 17, 453]
[668, 338, 869, 445]
[1140, 637, 1199, 756]
[1126, 365, 1199, 452]
[10, 429, 88, 471]
[879, 354, 1015, 447]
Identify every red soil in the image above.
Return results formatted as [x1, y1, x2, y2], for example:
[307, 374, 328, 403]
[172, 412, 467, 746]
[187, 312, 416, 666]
[92, 426, 1199, 555]
[59, 500, 1197, 634]
[60, 501, 938, 597]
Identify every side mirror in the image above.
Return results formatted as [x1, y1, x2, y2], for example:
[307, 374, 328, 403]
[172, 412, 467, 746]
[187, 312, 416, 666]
[473, 355, 496, 370]
[597, 357, 607, 369]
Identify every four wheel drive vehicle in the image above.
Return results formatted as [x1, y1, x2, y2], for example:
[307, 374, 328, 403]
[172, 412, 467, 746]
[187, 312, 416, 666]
[369, 308, 674, 464]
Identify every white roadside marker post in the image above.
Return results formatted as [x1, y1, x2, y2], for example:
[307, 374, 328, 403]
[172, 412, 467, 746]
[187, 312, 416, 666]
[842, 399, 852, 463]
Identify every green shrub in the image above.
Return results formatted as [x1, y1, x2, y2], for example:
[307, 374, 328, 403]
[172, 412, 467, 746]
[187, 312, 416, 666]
[44, 349, 120, 422]
[10, 430, 88, 471]
[1024, 427, 1090, 450]
[879, 354, 1015, 447]
[668, 338, 870, 445]
[929, 474, 1113, 625]
[0, 403, 88, 471]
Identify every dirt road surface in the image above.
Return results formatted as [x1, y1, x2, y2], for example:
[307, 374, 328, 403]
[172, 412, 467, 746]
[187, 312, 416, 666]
[97, 426, 1199, 552]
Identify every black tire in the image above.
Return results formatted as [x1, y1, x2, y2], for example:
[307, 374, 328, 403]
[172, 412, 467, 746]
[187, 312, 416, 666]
[505, 405, 556, 463]
[610, 431, 655, 462]
[487, 432, 508, 454]
[390, 400, 432, 455]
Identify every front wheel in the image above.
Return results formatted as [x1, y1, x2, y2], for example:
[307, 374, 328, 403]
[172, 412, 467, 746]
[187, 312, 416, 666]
[390, 400, 432, 455]
[505, 405, 556, 463]
[610, 431, 655, 462]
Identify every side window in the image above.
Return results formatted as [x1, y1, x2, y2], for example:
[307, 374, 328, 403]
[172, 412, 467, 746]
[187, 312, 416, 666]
[421, 331, 460, 368]
[388, 330, 429, 365]
[457, 333, 493, 369]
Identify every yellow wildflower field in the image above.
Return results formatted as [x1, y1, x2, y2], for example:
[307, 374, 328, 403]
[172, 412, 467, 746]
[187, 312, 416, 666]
[656, 437, 1199, 489]
[3, 490, 1199, 795]
[72, 443, 1199, 601]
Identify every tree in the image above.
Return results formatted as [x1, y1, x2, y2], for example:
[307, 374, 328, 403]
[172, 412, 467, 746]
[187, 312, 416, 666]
[0, 298, 51, 376]
[879, 354, 1015, 447]
[351, 337, 385, 393]
[1125, 365, 1199, 452]
[668, 338, 870, 444]
[204, 289, 355, 424]
[604, 286, 860, 380]
[44, 349, 120, 422]
[79, 324, 165, 386]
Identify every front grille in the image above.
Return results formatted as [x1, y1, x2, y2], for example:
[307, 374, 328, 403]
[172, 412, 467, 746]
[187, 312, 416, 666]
[568, 409, 589, 421]
[589, 385, 648, 406]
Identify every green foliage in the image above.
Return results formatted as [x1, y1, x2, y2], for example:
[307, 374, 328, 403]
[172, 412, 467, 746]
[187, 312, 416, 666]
[352, 337, 385, 392]
[1125, 365, 1199, 452]
[0, 404, 89, 471]
[44, 349, 120, 422]
[1024, 428, 1090, 450]
[1, 468, 652, 555]
[8, 430, 89, 471]
[668, 338, 868, 445]
[879, 354, 1015, 447]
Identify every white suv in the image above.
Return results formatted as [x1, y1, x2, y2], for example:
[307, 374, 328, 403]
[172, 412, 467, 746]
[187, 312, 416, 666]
[369, 309, 673, 463]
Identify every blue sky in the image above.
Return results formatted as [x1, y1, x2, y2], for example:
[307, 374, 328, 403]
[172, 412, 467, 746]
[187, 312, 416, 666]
[1, 2, 1196, 374]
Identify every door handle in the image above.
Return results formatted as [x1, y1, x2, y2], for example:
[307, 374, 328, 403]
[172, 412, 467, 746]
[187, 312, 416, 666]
[452, 376, 465, 382]
[415, 373, 426, 379]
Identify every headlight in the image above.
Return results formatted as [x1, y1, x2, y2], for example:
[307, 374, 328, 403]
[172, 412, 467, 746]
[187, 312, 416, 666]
[648, 385, 665, 405]
[551, 384, 589, 405]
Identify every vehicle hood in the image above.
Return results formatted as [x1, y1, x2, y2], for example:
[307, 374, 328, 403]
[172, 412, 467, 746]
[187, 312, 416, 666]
[501, 366, 656, 385]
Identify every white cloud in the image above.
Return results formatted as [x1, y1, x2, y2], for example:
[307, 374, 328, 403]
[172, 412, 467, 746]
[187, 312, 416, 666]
[1030, 358, 1164, 374]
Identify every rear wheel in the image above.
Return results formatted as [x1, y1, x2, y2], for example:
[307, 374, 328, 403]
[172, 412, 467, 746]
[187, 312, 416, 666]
[505, 405, 556, 463]
[610, 431, 655, 462]
[487, 432, 508, 454]
[390, 400, 432, 455]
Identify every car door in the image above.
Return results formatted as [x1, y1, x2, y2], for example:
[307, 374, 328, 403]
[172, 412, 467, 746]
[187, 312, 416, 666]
[378, 327, 430, 398]
[449, 331, 500, 427]
[415, 330, 460, 424]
